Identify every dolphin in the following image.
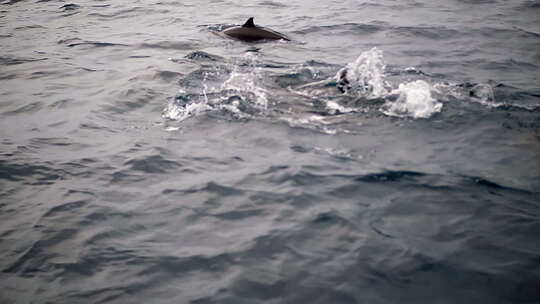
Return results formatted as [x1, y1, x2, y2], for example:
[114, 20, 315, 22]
[222, 17, 290, 42]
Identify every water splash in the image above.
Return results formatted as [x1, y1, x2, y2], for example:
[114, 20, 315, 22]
[381, 80, 442, 119]
[335, 47, 389, 98]
[162, 88, 210, 121]
[334, 48, 442, 118]
[162, 52, 268, 122]
[220, 53, 268, 111]
[433, 82, 505, 108]
[469, 83, 500, 107]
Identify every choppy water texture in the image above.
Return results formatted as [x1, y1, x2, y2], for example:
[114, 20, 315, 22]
[1, 0, 540, 303]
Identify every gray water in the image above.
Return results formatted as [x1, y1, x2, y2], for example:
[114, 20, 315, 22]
[1, 0, 540, 303]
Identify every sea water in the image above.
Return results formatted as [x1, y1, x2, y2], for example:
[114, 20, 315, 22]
[1, 0, 540, 303]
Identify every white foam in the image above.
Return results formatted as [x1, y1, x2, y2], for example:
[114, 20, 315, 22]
[381, 80, 442, 119]
[164, 126, 180, 132]
[325, 99, 355, 114]
[314, 146, 362, 160]
[279, 115, 339, 134]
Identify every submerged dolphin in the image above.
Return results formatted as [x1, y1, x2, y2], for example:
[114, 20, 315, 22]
[222, 17, 290, 42]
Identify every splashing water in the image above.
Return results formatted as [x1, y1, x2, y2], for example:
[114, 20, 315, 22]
[336, 47, 389, 98]
[162, 88, 211, 121]
[432, 81, 505, 109]
[381, 80, 442, 118]
[221, 53, 268, 111]
[163, 47, 450, 124]
[162, 52, 268, 122]
[468, 83, 503, 107]
[333, 48, 442, 118]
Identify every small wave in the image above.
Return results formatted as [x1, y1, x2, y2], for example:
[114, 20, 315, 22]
[1, 0, 23, 4]
[14, 24, 46, 30]
[60, 3, 80, 11]
[138, 41, 199, 50]
[259, 1, 289, 8]
[0, 160, 63, 185]
[293, 23, 384, 35]
[274, 63, 330, 88]
[477, 58, 540, 71]
[391, 25, 462, 40]
[124, 154, 182, 174]
[185, 51, 224, 62]
[355, 170, 425, 183]
[86, 7, 168, 19]
[450, 82, 540, 110]
[456, 0, 497, 4]
[0, 56, 48, 65]
[2, 101, 44, 115]
[152, 70, 183, 81]
[58, 38, 129, 48]
[512, 27, 540, 38]
[521, 0, 540, 8]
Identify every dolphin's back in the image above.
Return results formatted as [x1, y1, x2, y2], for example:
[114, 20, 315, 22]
[223, 27, 289, 41]
[222, 17, 290, 42]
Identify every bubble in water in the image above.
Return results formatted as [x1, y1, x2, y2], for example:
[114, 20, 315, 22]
[381, 80, 442, 119]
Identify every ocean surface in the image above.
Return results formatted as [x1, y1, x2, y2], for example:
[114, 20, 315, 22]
[1, 0, 540, 303]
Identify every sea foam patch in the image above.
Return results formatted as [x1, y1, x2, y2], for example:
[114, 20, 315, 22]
[381, 80, 442, 119]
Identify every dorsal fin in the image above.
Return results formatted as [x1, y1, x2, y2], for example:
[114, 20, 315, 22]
[242, 17, 256, 28]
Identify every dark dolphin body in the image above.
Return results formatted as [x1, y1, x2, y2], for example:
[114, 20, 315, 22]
[222, 17, 290, 42]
